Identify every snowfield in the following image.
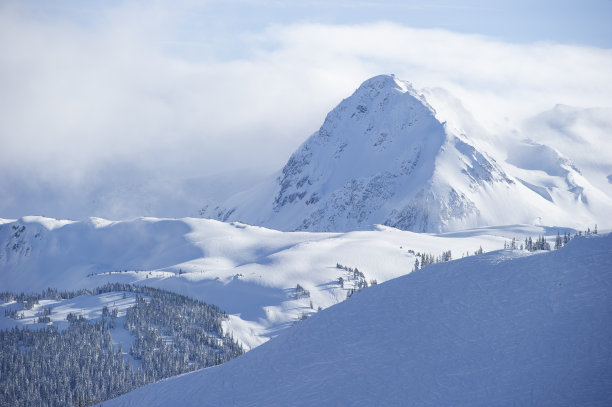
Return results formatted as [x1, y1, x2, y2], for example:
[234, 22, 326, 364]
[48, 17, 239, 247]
[101, 232, 612, 406]
[0, 215, 574, 349]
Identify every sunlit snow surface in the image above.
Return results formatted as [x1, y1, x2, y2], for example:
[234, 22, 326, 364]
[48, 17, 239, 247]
[102, 233, 612, 407]
[0, 216, 576, 349]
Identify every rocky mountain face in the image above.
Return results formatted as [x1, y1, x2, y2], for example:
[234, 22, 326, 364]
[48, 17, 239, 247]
[203, 75, 611, 232]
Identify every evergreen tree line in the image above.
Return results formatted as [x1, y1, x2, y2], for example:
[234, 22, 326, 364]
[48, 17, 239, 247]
[505, 235, 556, 251]
[0, 287, 94, 311]
[413, 249, 454, 271]
[0, 318, 139, 407]
[124, 290, 243, 383]
[504, 225, 598, 252]
[1, 283, 228, 315]
[294, 284, 311, 299]
[0, 284, 243, 407]
[336, 264, 377, 299]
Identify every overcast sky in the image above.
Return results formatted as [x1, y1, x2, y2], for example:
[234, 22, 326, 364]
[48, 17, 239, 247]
[1, 0, 612, 218]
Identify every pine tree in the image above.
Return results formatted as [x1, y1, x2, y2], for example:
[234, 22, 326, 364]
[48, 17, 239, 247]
[555, 233, 561, 249]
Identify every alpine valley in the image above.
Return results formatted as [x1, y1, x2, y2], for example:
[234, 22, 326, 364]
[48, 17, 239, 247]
[1, 75, 611, 407]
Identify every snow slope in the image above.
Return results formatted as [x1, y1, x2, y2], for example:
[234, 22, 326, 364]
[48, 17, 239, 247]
[203, 75, 612, 232]
[0, 216, 570, 348]
[102, 233, 612, 407]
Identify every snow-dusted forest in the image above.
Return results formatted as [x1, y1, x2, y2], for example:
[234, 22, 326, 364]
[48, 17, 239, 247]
[1, 285, 242, 406]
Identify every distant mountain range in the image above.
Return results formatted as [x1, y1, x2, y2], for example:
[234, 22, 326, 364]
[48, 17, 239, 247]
[203, 74, 612, 232]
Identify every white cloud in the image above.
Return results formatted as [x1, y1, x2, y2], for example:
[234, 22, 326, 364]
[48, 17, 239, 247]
[1, 1, 611, 217]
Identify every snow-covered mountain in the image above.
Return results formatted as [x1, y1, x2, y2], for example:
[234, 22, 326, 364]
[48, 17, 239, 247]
[203, 75, 612, 232]
[3, 74, 612, 407]
[1, 216, 567, 348]
[102, 233, 612, 407]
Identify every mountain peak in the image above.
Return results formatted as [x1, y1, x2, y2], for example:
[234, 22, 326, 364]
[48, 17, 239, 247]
[344, 74, 435, 123]
[356, 74, 409, 93]
[351, 74, 424, 103]
[202, 75, 610, 232]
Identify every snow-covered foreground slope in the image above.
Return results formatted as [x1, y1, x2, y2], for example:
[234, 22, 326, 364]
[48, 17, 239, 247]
[0, 216, 570, 348]
[103, 233, 612, 407]
[203, 75, 612, 233]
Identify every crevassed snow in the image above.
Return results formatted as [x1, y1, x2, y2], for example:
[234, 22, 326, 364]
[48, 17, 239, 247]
[101, 233, 612, 407]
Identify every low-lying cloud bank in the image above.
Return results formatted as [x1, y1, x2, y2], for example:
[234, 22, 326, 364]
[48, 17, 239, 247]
[1, 1, 611, 218]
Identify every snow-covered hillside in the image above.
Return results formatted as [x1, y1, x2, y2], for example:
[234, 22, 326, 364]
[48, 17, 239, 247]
[203, 75, 612, 232]
[0, 216, 571, 348]
[102, 233, 612, 407]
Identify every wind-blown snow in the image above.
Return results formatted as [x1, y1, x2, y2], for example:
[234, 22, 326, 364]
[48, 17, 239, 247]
[102, 233, 612, 407]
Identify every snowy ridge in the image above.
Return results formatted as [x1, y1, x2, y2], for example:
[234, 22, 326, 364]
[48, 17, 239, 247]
[102, 233, 612, 406]
[203, 75, 612, 232]
[0, 216, 569, 348]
